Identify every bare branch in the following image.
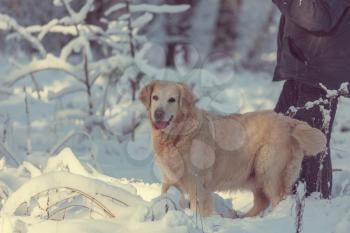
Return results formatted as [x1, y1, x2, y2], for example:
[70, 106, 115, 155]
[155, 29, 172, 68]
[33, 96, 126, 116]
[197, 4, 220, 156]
[30, 74, 42, 100]
[125, 0, 135, 58]
[83, 54, 94, 117]
[48, 204, 106, 220]
[0, 141, 19, 166]
[23, 87, 32, 156]
[49, 130, 91, 156]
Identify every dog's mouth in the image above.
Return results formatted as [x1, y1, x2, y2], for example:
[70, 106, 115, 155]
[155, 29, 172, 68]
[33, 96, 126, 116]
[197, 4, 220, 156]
[153, 115, 174, 130]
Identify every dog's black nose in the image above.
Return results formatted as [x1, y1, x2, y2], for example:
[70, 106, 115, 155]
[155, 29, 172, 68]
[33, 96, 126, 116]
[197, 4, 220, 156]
[154, 108, 164, 121]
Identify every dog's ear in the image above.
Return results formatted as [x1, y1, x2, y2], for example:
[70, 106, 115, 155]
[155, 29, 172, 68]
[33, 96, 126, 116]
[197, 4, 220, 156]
[139, 81, 156, 109]
[176, 83, 196, 109]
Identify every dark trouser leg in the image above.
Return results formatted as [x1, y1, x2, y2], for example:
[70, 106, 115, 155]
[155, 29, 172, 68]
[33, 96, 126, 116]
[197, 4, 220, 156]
[274, 80, 338, 198]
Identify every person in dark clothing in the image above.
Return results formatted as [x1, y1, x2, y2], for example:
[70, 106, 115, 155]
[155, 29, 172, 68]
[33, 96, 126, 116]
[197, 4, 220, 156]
[272, 0, 350, 198]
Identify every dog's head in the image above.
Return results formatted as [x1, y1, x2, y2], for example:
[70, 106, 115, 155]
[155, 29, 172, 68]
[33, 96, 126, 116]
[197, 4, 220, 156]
[139, 80, 196, 131]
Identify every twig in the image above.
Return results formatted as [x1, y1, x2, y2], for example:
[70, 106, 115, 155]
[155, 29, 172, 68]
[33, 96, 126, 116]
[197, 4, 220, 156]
[33, 191, 122, 220]
[57, 187, 115, 217]
[0, 141, 19, 166]
[83, 54, 94, 117]
[193, 178, 204, 232]
[295, 183, 306, 233]
[46, 191, 50, 219]
[48, 204, 106, 220]
[24, 87, 32, 156]
[18, 186, 115, 218]
[97, 193, 129, 207]
[49, 130, 92, 156]
[30, 74, 42, 100]
[333, 168, 343, 172]
[125, 0, 135, 58]
[39, 192, 80, 213]
[285, 83, 347, 118]
[2, 114, 10, 144]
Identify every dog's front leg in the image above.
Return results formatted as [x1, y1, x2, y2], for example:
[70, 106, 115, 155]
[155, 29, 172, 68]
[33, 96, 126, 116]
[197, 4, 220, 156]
[189, 184, 214, 217]
[161, 182, 171, 193]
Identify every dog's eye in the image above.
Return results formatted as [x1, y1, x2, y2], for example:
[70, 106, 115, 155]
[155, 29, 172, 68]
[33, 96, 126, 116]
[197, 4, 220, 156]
[168, 97, 176, 103]
[152, 95, 159, 101]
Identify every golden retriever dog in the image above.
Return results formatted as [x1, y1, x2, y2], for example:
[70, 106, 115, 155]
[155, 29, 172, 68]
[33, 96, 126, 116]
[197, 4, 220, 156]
[139, 80, 326, 217]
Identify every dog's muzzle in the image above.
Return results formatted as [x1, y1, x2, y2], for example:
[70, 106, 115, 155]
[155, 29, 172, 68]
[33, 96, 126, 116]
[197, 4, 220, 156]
[153, 115, 174, 130]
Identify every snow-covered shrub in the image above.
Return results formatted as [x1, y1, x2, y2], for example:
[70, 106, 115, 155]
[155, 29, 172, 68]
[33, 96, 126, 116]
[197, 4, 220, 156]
[0, 0, 189, 142]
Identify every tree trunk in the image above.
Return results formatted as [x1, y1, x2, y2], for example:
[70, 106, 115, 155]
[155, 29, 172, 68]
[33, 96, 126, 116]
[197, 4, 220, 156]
[211, 0, 242, 54]
[164, 0, 194, 67]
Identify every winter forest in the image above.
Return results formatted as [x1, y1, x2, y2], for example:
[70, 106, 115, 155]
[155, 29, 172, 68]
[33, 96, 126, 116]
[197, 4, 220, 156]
[0, 0, 349, 233]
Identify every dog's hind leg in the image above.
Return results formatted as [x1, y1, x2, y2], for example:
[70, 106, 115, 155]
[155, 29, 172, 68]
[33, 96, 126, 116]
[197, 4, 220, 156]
[262, 170, 285, 210]
[245, 189, 269, 217]
[255, 145, 287, 210]
[282, 137, 304, 195]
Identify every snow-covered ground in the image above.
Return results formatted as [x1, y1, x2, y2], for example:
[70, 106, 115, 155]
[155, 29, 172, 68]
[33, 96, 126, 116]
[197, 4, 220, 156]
[0, 57, 350, 233]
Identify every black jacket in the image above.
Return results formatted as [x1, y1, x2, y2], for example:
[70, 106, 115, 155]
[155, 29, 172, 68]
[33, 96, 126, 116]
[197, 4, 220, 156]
[273, 0, 350, 89]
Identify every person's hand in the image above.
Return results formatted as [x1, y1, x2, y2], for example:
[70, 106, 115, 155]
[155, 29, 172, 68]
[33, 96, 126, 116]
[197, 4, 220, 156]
[340, 83, 350, 98]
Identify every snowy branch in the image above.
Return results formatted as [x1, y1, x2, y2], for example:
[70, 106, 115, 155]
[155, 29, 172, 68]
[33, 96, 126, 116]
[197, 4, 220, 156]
[4, 54, 81, 87]
[1, 172, 146, 216]
[105, 3, 190, 16]
[286, 82, 349, 117]
[60, 0, 94, 25]
[0, 14, 47, 57]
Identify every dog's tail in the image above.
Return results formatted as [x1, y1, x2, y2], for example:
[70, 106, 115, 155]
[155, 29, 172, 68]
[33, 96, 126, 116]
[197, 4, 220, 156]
[290, 120, 327, 156]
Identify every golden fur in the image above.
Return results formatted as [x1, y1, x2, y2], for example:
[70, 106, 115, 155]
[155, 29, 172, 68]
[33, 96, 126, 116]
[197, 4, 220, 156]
[139, 80, 327, 217]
